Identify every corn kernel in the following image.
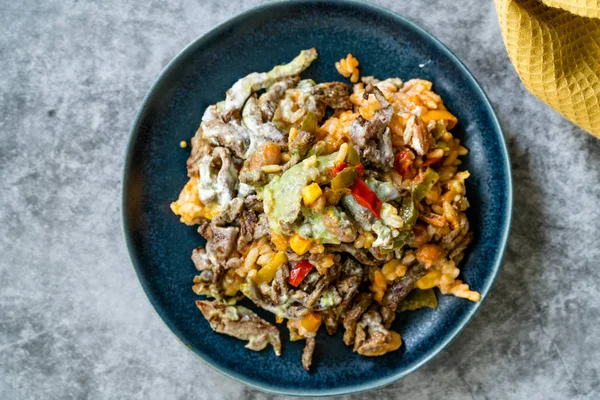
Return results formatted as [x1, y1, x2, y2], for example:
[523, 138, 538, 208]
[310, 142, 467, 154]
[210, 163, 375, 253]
[254, 251, 287, 284]
[289, 127, 299, 141]
[300, 312, 322, 333]
[290, 234, 313, 255]
[179, 140, 187, 148]
[416, 270, 442, 290]
[302, 183, 323, 206]
[275, 316, 284, 324]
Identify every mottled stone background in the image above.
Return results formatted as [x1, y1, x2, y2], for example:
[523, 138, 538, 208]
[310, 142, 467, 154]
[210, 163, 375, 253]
[1, 0, 599, 399]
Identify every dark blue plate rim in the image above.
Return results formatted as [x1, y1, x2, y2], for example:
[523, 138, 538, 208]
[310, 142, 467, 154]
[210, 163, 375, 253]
[121, 0, 513, 396]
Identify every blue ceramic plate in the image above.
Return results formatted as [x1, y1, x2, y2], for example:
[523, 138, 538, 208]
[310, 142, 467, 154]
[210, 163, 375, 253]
[122, 0, 512, 396]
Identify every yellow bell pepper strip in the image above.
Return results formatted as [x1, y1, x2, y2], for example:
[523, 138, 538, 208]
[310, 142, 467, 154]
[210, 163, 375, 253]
[421, 109, 457, 129]
[255, 251, 288, 284]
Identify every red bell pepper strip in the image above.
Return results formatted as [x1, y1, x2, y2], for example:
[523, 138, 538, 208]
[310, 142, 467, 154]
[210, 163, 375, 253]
[331, 162, 348, 177]
[287, 260, 314, 287]
[394, 149, 415, 178]
[332, 162, 363, 178]
[350, 178, 382, 219]
[355, 163, 364, 177]
[423, 157, 441, 167]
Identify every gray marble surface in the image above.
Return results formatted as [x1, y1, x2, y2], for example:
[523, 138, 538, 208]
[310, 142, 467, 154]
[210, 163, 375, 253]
[1, 0, 599, 399]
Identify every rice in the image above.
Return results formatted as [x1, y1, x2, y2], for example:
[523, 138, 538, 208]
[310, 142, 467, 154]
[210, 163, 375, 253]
[335, 53, 360, 83]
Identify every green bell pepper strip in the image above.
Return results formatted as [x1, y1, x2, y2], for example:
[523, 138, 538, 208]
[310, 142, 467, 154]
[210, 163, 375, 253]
[331, 167, 358, 191]
[301, 111, 317, 133]
[412, 168, 439, 201]
[398, 288, 438, 312]
[400, 196, 418, 227]
[346, 145, 361, 164]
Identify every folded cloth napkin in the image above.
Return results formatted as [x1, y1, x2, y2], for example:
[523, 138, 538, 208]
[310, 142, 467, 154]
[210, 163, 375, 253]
[495, 0, 600, 138]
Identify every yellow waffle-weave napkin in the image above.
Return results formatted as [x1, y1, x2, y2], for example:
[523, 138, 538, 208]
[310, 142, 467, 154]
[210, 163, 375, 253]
[495, 0, 600, 137]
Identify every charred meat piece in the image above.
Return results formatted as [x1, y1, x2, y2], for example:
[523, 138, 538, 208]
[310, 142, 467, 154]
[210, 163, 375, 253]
[285, 128, 316, 169]
[198, 222, 239, 267]
[340, 258, 365, 278]
[403, 114, 433, 156]
[323, 275, 362, 335]
[343, 292, 374, 346]
[192, 264, 225, 300]
[199, 105, 249, 160]
[303, 264, 340, 309]
[302, 337, 316, 371]
[270, 263, 290, 306]
[273, 81, 351, 127]
[323, 310, 339, 335]
[196, 300, 281, 355]
[327, 243, 382, 267]
[380, 264, 428, 328]
[259, 76, 300, 121]
[212, 197, 244, 226]
[287, 318, 318, 371]
[191, 246, 212, 271]
[253, 213, 270, 240]
[245, 278, 309, 320]
[334, 276, 361, 313]
[244, 195, 264, 213]
[242, 95, 288, 156]
[368, 246, 394, 263]
[353, 310, 402, 356]
[449, 231, 473, 265]
[237, 210, 258, 249]
[196, 147, 238, 207]
[350, 85, 395, 171]
[309, 81, 352, 119]
[223, 48, 318, 122]
[186, 127, 215, 177]
[289, 130, 315, 159]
